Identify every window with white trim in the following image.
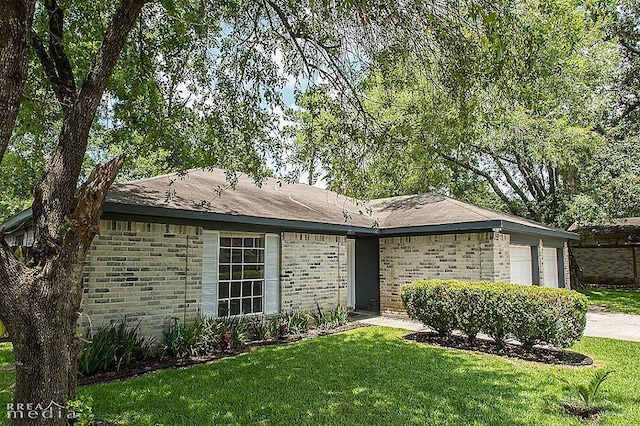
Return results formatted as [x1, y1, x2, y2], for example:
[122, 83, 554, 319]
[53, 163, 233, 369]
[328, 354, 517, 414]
[218, 233, 265, 316]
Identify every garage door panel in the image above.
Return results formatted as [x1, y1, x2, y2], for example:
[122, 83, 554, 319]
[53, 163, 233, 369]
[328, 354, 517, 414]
[543, 247, 558, 288]
[510, 245, 533, 285]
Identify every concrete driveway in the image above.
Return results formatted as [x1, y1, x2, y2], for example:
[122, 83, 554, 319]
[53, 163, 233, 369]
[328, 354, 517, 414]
[355, 311, 640, 342]
[585, 311, 640, 342]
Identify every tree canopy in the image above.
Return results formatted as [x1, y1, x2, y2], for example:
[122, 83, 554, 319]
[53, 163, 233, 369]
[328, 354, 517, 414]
[286, 0, 633, 228]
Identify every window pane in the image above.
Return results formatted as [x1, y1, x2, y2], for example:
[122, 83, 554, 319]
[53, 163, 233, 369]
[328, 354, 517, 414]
[219, 265, 230, 281]
[232, 237, 243, 247]
[254, 237, 264, 248]
[256, 250, 264, 263]
[244, 249, 258, 264]
[253, 281, 263, 296]
[253, 297, 262, 313]
[220, 248, 231, 263]
[242, 281, 252, 297]
[218, 300, 229, 317]
[219, 282, 229, 299]
[232, 265, 242, 280]
[243, 238, 254, 247]
[231, 281, 241, 298]
[230, 299, 240, 316]
[242, 298, 252, 314]
[220, 237, 232, 248]
[231, 249, 242, 263]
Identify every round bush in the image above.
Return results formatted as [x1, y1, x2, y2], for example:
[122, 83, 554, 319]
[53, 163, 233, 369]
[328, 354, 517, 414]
[401, 279, 588, 349]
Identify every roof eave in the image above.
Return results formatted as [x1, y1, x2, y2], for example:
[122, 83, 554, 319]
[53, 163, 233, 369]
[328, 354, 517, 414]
[0, 207, 33, 233]
[102, 203, 377, 235]
[499, 220, 580, 240]
[1, 204, 580, 241]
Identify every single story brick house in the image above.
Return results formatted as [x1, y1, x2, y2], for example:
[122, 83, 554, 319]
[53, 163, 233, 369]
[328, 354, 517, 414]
[569, 218, 640, 288]
[2, 169, 578, 338]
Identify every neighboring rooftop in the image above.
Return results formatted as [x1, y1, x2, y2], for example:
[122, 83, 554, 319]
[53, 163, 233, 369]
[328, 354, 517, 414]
[569, 217, 640, 235]
[2, 168, 577, 239]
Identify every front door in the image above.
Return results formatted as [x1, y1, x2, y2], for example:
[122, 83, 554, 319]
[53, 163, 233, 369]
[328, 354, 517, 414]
[354, 237, 380, 312]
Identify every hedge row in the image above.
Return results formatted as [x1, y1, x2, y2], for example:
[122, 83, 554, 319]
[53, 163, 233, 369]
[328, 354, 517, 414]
[400, 279, 588, 349]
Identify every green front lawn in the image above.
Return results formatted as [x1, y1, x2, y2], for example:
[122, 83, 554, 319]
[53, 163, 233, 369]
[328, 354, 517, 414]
[578, 287, 640, 315]
[1, 327, 639, 425]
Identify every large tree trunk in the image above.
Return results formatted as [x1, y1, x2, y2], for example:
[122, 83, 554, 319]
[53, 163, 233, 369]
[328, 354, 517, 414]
[3, 156, 124, 426]
[0, 1, 144, 423]
[10, 292, 80, 425]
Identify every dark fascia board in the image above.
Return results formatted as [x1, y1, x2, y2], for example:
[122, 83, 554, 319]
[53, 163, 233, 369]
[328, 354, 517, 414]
[102, 203, 378, 236]
[2, 203, 580, 241]
[499, 221, 579, 240]
[378, 220, 578, 240]
[377, 220, 502, 237]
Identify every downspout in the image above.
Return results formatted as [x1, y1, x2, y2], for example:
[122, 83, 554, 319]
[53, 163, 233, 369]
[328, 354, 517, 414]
[337, 236, 341, 306]
[184, 234, 189, 324]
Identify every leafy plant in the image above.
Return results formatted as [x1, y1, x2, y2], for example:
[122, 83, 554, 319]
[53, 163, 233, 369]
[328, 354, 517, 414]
[560, 370, 614, 409]
[279, 309, 310, 334]
[209, 316, 247, 349]
[79, 320, 155, 376]
[66, 395, 95, 426]
[276, 323, 289, 338]
[162, 315, 248, 357]
[312, 304, 350, 330]
[248, 316, 272, 341]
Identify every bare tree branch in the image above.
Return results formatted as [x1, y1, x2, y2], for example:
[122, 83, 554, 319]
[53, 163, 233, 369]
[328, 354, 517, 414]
[44, 0, 77, 110]
[31, 31, 72, 112]
[435, 149, 516, 211]
[488, 153, 537, 218]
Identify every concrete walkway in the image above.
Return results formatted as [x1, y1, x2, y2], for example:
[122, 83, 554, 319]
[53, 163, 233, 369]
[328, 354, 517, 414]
[355, 311, 640, 342]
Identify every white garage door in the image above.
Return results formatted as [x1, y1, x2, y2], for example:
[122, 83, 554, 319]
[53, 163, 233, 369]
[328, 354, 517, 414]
[510, 245, 533, 285]
[543, 247, 559, 288]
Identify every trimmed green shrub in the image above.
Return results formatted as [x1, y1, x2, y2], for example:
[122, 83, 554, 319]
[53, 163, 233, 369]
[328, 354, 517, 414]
[401, 279, 588, 349]
[453, 285, 486, 343]
[401, 281, 458, 337]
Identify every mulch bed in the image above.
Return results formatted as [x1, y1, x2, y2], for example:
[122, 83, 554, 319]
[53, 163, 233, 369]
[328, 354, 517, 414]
[561, 402, 602, 420]
[78, 322, 368, 386]
[404, 331, 593, 366]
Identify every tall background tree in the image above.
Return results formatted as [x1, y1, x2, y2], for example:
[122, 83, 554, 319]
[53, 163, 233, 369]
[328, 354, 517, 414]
[287, 0, 628, 228]
[0, 0, 518, 424]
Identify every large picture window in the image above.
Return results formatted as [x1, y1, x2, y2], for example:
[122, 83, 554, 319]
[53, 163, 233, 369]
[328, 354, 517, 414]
[218, 234, 265, 316]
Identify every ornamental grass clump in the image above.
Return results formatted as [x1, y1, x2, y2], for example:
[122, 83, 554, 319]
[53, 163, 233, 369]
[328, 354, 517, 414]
[401, 279, 588, 349]
[79, 320, 155, 375]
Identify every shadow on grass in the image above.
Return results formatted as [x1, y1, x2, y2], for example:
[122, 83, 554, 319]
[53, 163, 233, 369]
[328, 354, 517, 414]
[82, 328, 563, 426]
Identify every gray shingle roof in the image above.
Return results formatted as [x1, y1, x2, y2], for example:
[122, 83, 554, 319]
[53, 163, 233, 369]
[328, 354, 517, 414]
[106, 169, 376, 228]
[106, 169, 571, 237]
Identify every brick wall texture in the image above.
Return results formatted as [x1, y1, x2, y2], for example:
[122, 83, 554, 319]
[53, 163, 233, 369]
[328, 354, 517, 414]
[81, 222, 348, 339]
[378, 232, 511, 314]
[82, 219, 568, 338]
[280, 232, 347, 311]
[571, 246, 637, 286]
[81, 220, 203, 340]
